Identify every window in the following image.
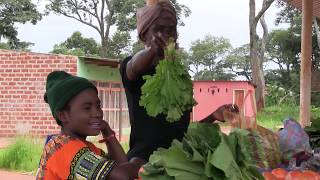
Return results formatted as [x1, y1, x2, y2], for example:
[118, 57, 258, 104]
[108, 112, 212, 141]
[92, 81, 130, 132]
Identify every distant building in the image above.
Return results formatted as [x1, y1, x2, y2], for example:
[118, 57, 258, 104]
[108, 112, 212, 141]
[193, 80, 256, 128]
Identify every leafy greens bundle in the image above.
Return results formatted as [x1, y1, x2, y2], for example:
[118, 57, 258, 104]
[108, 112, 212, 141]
[139, 42, 196, 122]
[140, 123, 264, 180]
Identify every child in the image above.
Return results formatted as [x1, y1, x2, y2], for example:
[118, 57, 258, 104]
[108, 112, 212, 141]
[36, 71, 143, 180]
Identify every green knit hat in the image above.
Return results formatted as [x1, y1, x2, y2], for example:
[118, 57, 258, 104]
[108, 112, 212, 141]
[44, 71, 97, 125]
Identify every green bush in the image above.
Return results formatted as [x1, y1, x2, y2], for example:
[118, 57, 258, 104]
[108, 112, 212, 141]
[265, 84, 298, 107]
[0, 137, 43, 172]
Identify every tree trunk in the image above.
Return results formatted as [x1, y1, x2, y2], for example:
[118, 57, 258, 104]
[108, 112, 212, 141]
[100, 38, 109, 58]
[257, 14, 268, 110]
[249, 0, 274, 111]
[99, 0, 113, 58]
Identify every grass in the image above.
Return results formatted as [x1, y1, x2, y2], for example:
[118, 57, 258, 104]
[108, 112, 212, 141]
[257, 105, 320, 131]
[0, 136, 129, 173]
[0, 137, 43, 173]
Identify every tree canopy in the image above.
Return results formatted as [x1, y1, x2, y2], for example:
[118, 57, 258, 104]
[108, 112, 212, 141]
[46, 0, 191, 57]
[0, 0, 42, 50]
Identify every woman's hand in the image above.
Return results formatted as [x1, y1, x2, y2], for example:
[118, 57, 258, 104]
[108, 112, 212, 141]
[149, 32, 167, 58]
[212, 104, 239, 122]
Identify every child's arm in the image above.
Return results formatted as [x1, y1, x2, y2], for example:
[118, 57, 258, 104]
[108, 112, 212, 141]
[100, 121, 127, 164]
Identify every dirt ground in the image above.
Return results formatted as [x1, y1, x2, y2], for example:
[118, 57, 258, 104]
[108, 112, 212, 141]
[0, 170, 34, 180]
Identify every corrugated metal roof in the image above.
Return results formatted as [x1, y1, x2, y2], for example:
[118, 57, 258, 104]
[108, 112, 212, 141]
[285, 0, 320, 18]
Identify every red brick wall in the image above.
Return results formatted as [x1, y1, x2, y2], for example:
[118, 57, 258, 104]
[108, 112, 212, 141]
[0, 50, 77, 137]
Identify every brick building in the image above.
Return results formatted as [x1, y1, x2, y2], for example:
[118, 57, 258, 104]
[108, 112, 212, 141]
[0, 49, 129, 138]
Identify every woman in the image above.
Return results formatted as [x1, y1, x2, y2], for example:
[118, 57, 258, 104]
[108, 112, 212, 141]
[36, 71, 143, 180]
[120, 0, 239, 162]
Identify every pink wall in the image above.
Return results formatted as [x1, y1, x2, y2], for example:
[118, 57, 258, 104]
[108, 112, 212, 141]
[192, 81, 256, 121]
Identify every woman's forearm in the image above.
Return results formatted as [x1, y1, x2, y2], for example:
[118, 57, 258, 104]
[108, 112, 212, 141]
[198, 113, 216, 123]
[126, 47, 158, 81]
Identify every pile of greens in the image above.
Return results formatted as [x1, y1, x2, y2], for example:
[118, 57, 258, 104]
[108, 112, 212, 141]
[140, 123, 264, 180]
[139, 42, 196, 122]
[304, 118, 320, 149]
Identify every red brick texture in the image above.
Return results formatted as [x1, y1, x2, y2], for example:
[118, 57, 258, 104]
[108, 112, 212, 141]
[0, 50, 77, 137]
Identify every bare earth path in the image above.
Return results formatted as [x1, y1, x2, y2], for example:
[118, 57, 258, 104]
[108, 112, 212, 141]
[0, 170, 34, 180]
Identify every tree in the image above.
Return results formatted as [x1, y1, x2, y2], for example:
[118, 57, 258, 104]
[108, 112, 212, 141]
[224, 44, 252, 81]
[51, 44, 87, 56]
[266, 29, 300, 88]
[188, 35, 234, 80]
[249, 0, 274, 110]
[46, 0, 191, 58]
[51, 31, 99, 56]
[106, 30, 131, 59]
[0, 0, 42, 49]
[267, 1, 320, 106]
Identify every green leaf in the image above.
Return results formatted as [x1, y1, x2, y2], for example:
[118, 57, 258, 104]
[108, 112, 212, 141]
[139, 41, 195, 122]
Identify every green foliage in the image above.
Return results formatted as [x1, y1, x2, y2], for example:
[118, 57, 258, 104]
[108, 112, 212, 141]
[51, 31, 99, 56]
[0, 42, 11, 50]
[0, 0, 41, 48]
[139, 42, 195, 122]
[311, 92, 320, 107]
[188, 35, 233, 80]
[223, 44, 251, 81]
[304, 115, 320, 149]
[140, 123, 264, 180]
[46, 0, 190, 57]
[265, 84, 298, 107]
[0, 40, 34, 51]
[269, 2, 320, 107]
[265, 29, 301, 96]
[107, 30, 132, 58]
[51, 44, 86, 56]
[257, 105, 320, 131]
[257, 105, 300, 130]
[0, 137, 43, 172]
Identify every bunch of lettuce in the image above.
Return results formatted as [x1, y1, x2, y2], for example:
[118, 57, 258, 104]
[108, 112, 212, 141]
[139, 42, 196, 122]
[140, 123, 264, 180]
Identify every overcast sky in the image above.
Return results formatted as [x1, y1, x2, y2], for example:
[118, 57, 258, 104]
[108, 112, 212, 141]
[16, 0, 285, 53]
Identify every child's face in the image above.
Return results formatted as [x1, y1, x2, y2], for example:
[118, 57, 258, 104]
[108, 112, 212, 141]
[62, 88, 104, 137]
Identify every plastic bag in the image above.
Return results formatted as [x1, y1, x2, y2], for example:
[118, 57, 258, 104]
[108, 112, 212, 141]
[278, 118, 312, 162]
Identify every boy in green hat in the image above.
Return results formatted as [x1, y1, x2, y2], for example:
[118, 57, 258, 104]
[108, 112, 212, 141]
[36, 71, 143, 180]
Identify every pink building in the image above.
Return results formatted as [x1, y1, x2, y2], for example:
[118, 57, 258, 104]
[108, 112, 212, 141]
[192, 81, 257, 128]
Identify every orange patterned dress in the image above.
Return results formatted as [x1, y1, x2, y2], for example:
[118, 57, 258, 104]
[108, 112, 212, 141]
[36, 134, 115, 180]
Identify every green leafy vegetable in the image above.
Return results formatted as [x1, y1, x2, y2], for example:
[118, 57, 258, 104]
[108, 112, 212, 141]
[140, 123, 264, 180]
[139, 42, 196, 122]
